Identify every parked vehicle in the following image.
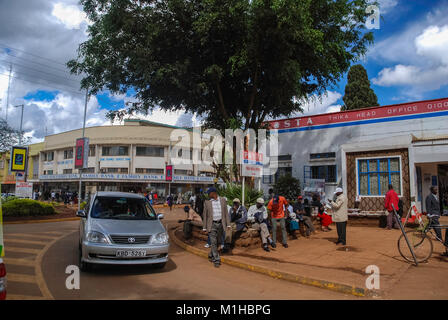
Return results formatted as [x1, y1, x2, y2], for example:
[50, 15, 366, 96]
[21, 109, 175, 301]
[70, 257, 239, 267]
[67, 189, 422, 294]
[77, 192, 169, 271]
[0, 258, 6, 300]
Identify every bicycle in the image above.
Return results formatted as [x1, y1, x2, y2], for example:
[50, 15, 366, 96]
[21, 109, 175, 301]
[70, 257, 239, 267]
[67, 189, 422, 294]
[397, 211, 448, 263]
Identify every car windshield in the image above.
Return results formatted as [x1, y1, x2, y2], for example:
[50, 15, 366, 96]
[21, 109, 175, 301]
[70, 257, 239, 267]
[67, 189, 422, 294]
[90, 196, 157, 220]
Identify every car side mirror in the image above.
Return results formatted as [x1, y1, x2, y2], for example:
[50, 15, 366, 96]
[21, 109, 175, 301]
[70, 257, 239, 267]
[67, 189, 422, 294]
[76, 210, 87, 218]
[157, 213, 164, 220]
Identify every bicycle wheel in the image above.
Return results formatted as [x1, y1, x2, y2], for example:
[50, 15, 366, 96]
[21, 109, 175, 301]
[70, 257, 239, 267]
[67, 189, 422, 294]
[397, 230, 433, 263]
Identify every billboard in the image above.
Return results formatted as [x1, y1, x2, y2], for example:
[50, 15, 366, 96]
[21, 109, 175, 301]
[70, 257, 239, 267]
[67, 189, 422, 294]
[75, 138, 89, 169]
[9, 146, 28, 172]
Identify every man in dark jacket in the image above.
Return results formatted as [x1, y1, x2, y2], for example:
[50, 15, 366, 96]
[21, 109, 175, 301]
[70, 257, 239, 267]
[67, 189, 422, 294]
[426, 186, 448, 256]
[226, 198, 247, 248]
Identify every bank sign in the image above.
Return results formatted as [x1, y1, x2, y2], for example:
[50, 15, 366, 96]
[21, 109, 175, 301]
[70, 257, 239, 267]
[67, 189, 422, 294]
[269, 98, 448, 132]
[39, 173, 223, 183]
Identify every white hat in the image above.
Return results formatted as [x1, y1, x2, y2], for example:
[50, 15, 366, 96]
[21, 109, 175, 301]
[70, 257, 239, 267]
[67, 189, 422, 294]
[256, 198, 265, 204]
[334, 187, 343, 194]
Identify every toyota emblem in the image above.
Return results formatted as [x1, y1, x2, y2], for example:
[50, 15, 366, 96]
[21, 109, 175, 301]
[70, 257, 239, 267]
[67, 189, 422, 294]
[128, 237, 136, 243]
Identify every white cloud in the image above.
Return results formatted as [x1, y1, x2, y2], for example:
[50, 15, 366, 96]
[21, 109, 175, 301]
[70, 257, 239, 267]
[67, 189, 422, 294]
[52, 3, 89, 29]
[299, 91, 343, 116]
[373, 24, 448, 91]
[377, 0, 399, 14]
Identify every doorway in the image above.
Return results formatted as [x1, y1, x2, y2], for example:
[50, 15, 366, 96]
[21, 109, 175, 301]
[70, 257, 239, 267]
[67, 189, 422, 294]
[438, 165, 448, 215]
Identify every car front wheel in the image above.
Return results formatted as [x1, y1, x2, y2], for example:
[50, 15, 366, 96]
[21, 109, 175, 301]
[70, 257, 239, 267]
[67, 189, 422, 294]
[79, 244, 92, 272]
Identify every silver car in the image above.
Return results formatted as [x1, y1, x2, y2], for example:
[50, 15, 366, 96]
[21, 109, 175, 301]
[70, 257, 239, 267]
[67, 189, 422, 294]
[77, 192, 169, 271]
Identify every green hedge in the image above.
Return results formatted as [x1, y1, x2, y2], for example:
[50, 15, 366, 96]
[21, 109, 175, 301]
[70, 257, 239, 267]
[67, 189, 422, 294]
[2, 199, 56, 217]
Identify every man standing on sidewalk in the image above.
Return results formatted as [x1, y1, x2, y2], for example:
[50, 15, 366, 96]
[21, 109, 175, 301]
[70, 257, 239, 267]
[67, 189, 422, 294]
[384, 184, 400, 230]
[426, 186, 448, 257]
[267, 194, 289, 248]
[330, 188, 348, 246]
[202, 187, 230, 267]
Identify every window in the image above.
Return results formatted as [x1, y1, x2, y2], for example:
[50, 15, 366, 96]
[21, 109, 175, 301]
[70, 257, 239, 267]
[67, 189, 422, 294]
[311, 165, 337, 183]
[174, 169, 193, 175]
[100, 167, 128, 173]
[89, 146, 95, 157]
[63, 149, 73, 159]
[263, 175, 273, 184]
[44, 170, 53, 175]
[0, 160, 4, 169]
[310, 152, 336, 160]
[199, 171, 215, 177]
[63, 169, 73, 174]
[84, 167, 95, 173]
[135, 168, 164, 174]
[358, 157, 401, 196]
[44, 152, 54, 161]
[102, 146, 129, 156]
[136, 146, 164, 157]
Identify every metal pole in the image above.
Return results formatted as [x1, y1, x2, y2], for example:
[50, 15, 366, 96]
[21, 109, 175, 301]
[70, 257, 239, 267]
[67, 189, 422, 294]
[19, 104, 24, 145]
[5, 64, 11, 123]
[242, 176, 245, 207]
[392, 204, 419, 266]
[78, 89, 89, 211]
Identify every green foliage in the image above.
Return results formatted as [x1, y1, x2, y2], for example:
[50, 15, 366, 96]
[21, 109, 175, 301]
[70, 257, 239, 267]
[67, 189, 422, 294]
[2, 199, 56, 217]
[341, 64, 379, 111]
[69, 0, 374, 131]
[273, 174, 301, 201]
[2, 196, 18, 203]
[217, 183, 264, 207]
[0, 118, 32, 152]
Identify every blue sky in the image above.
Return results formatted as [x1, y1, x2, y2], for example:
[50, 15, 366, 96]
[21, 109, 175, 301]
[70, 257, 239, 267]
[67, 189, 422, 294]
[1, 0, 448, 142]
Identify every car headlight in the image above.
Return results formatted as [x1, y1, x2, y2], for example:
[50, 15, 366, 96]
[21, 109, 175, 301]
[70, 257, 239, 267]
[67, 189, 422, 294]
[151, 232, 169, 245]
[87, 231, 109, 244]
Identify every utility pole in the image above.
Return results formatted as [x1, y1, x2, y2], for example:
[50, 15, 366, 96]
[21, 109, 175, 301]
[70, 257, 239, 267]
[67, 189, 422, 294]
[78, 88, 89, 211]
[5, 64, 12, 123]
[14, 104, 25, 145]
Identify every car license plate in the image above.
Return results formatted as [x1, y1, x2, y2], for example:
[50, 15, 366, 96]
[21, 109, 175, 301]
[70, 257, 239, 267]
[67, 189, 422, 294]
[116, 250, 146, 258]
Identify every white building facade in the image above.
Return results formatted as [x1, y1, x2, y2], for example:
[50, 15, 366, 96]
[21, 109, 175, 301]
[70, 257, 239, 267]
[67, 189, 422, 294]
[263, 97, 448, 215]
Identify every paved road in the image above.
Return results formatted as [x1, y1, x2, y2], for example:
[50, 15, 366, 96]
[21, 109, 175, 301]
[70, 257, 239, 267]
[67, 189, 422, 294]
[2, 215, 355, 300]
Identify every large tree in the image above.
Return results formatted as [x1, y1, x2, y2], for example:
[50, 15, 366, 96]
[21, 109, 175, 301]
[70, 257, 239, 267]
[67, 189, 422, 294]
[341, 64, 378, 111]
[0, 118, 31, 152]
[68, 0, 375, 131]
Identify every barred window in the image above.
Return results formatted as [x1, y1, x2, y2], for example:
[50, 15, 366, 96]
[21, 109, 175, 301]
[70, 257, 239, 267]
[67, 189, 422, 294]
[358, 158, 401, 195]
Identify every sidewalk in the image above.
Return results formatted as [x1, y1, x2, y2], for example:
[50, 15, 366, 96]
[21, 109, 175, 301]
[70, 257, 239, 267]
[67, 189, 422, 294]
[173, 219, 448, 298]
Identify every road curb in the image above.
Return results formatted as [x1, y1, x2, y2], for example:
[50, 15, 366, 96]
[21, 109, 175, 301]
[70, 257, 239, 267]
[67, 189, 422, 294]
[170, 228, 367, 297]
[3, 217, 80, 225]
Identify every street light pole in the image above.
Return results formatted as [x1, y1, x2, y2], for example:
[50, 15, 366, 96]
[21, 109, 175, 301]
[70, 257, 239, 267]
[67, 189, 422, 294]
[13, 104, 25, 145]
[78, 89, 89, 211]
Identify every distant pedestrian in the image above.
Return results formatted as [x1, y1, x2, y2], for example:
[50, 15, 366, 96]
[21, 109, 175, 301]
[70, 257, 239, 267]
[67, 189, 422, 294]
[330, 188, 348, 246]
[267, 194, 289, 248]
[194, 190, 205, 219]
[202, 187, 230, 267]
[177, 192, 183, 205]
[167, 194, 173, 211]
[51, 191, 56, 202]
[384, 184, 400, 230]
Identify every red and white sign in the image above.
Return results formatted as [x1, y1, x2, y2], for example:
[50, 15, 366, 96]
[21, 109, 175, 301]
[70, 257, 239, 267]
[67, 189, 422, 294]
[165, 165, 173, 181]
[268, 98, 448, 130]
[15, 182, 33, 199]
[241, 151, 263, 177]
[75, 138, 89, 169]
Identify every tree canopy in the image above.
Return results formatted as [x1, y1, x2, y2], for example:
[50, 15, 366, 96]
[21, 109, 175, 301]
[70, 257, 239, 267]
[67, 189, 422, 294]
[69, 0, 375, 131]
[0, 118, 31, 152]
[341, 64, 378, 111]
[273, 174, 301, 201]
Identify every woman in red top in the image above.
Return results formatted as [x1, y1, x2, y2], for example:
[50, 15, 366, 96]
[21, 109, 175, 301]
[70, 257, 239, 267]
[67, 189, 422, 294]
[313, 194, 332, 232]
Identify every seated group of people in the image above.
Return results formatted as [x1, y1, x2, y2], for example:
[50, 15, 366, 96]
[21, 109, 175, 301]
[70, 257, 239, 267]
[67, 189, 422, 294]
[182, 193, 330, 252]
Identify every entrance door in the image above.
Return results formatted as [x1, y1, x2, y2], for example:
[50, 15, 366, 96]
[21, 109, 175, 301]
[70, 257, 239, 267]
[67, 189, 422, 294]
[438, 165, 448, 215]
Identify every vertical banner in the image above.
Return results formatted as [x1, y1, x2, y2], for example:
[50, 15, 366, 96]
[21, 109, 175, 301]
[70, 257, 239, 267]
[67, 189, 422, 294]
[75, 138, 89, 169]
[166, 165, 173, 182]
[0, 184, 4, 257]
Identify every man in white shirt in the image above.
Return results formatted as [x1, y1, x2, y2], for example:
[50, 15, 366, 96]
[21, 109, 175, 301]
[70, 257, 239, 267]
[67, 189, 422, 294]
[247, 198, 273, 252]
[202, 187, 230, 267]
